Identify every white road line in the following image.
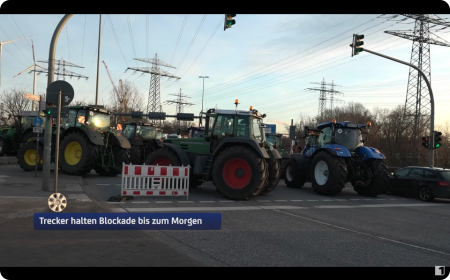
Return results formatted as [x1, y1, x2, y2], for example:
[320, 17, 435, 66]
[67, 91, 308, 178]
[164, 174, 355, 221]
[315, 203, 447, 209]
[132, 201, 149, 204]
[96, 184, 110, 186]
[376, 199, 387, 200]
[363, 199, 373, 200]
[273, 208, 450, 257]
[155, 201, 173, 203]
[125, 205, 307, 212]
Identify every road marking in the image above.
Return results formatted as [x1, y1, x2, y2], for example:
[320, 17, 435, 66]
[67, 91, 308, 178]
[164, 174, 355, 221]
[125, 205, 307, 212]
[0, 175, 10, 178]
[273, 209, 450, 257]
[132, 201, 149, 204]
[314, 203, 447, 209]
[0, 196, 46, 199]
[96, 184, 110, 186]
[199, 201, 216, 203]
[363, 199, 373, 200]
[307, 200, 318, 201]
[376, 199, 387, 200]
[155, 201, 173, 204]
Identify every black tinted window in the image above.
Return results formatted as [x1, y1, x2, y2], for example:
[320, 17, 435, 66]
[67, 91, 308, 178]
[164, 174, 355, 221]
[424, 170, 438, 179]
[440, 171, 450, 180]
[395, 168, 410, 176]
[409, 169, 423, 178]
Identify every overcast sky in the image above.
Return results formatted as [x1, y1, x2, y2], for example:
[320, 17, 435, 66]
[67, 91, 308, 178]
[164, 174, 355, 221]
[1, 14, 449, 133]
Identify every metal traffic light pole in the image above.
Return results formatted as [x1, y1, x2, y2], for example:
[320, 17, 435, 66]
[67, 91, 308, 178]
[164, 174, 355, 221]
[360, 48, 435, 168]
[42, 14, 73, 192]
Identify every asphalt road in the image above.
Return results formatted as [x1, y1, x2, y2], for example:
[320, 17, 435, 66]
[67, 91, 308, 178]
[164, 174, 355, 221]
[80, 171, 450, 267]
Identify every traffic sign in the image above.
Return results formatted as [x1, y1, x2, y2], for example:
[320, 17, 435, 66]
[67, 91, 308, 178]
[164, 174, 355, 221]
[25, 93, 41, 101]
[33, 116, 43, 127]
[33, 127, 43, 133]
[46, 80, 74, 108]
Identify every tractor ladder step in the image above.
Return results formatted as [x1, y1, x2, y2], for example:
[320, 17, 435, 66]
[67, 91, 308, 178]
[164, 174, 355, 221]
[199, 157, 213, 182]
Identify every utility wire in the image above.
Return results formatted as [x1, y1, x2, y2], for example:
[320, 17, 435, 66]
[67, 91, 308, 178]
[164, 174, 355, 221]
[170, 14, 188, 64]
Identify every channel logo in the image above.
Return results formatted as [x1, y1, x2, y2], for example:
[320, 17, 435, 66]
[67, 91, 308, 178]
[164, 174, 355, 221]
[436, 266, 450, 280]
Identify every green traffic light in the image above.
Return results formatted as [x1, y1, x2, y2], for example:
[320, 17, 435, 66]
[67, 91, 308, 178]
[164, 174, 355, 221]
[47, 110, 51, 115]
[436, 143, 441, 148]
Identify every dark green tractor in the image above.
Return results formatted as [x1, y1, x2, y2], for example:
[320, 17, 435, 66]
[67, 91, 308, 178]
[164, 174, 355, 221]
[265, 132, 290, 179]
[145, 101, 282, 200]
[18, 105, 131, 176]
[121, 122, 164, 164]
[0, 112, 46, 156]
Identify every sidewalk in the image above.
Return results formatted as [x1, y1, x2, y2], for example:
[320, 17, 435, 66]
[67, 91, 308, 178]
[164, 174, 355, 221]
[0, 166, 207, 267]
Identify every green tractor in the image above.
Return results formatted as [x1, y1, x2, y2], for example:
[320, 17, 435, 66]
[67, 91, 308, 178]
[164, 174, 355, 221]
[265, 132, 290, 179]
[144, 101, 282, 200]
[121, 122, 164, 165]
[18, 105, 131, 176]
[0, 111, 47, 156]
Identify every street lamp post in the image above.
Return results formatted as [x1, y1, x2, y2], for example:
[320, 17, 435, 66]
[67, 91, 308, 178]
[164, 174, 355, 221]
[199, 76, 209, 124]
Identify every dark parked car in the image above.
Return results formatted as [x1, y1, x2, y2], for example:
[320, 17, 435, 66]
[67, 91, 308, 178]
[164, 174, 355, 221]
[387, 166, 450, 202]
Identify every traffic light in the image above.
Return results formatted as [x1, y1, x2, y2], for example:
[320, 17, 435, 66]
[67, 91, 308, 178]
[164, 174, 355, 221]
[434, 131, 443, 149]
[176, 113, 195, 121]
[131, 111, 143, 118]
[43, 107, 69, 118]
[351, 34, 364, 57]
[224, 14, 236, 31]
[422, 136, 430, 149]
[147, 112, 166, 120]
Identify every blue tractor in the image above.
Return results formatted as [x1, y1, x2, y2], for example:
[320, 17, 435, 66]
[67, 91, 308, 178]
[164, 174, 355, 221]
[284, 120, 389, 197]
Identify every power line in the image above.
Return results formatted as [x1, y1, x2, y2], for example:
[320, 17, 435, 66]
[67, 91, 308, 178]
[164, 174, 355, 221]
[80, 14, 87, 72]
[170, 15, 188, 64]
[65, 24, 71, 63]
[107, 14, 128, 66]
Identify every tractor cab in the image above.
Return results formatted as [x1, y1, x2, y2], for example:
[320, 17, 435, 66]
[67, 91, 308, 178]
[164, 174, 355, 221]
[302, 126, 321, 156]
[186, 125, 205, 138]
[63, 105, 112, 133]
[316, 120, 369, 151]
[265, 133, 285, 152]
[122, 122, 159, 141]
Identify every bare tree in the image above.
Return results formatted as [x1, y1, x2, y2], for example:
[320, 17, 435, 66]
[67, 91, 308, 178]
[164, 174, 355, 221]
[0, 87, 32, 126]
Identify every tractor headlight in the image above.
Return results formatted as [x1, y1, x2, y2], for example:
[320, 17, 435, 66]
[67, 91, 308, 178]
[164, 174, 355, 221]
[94, 119, 100, 127]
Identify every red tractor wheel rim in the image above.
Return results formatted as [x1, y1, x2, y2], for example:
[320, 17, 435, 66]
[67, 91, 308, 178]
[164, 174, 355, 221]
[153, 158, 171, 166]
[222, 158, 252, 189]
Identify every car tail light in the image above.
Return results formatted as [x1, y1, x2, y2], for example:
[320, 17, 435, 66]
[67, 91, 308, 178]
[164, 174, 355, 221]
[438, 182, 450, 186]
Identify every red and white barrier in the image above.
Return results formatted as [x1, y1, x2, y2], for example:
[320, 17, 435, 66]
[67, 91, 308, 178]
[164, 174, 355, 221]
[121, 163, 190, 199]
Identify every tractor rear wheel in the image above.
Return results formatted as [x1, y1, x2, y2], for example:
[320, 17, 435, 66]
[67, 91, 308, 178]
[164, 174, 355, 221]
[260, 159, 281, 195]
[212, 146, 267, 200]
[17, 141, 43, 172]
[354, 159, 388, 197]
[129, 145, 143, 165]
[310, 151, 347, 196]
[59, 131, 97, 176]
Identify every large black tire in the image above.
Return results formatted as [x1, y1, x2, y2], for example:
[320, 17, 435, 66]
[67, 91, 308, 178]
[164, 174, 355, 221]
[284, 159, 306, 189]
[59, 131, 97, 176]
[279, 158, 288, 179]
[129, 145, 143, 165]
[354, 159, 389, 197]
[95, 146, 130, 177]
[260, 159, 281, 195]
[212, 145, 267, 200]
[310, 152, 347, 196]
[17, 141, 43, 172]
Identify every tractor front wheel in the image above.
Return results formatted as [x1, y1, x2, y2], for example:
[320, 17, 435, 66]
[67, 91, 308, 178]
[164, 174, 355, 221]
[310, 152, 347, 196]
[284, 159, 307, 189]
[17, 141, 43, 172]
[353, 159, 388, 197]
[95, 145, 130, 177]
[59, 131, 97, 176]
[212, 146, 267, 200]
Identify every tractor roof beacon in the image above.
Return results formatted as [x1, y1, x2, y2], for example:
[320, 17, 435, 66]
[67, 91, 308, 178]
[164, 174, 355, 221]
[17, 105, 131, 176]
[284, 119, 389, 197]
[144, 99, 282, 200]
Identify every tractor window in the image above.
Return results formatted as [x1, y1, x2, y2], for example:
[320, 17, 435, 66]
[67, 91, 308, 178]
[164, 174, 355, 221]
[335, 128, 362, 150]
[251, 118, 263, 142]
[76, 110, 86, 127]
[236, 117, 250, 137]
[64, 109, 77, 128]
[138, 126, 156, 140]
[319, 127, 333, 146]
[207, 116, 216, 134]
[213, 115, 234, 137]
[123, 125, 135, 138]
[21, 117, 33, 129]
